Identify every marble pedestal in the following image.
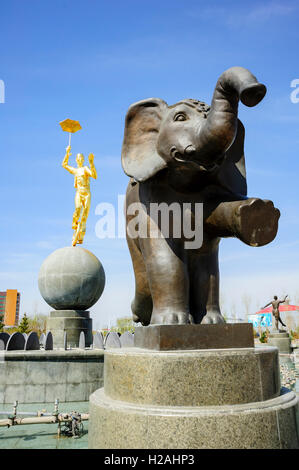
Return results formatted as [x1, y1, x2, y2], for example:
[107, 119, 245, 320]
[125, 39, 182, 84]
[88, 343, 299, 448]
[46, 310, 92, 349]
[268, 331, 291, 354]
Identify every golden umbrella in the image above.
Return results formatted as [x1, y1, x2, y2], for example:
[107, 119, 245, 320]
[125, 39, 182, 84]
[59, 118, 82, 147]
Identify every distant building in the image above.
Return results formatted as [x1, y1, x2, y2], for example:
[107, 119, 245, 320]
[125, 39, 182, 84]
[248, 304, 299, 330]
[225, 316, 245, 323]
[0, 290, 20, 326]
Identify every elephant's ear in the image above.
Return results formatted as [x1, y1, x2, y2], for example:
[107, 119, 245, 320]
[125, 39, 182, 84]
[215, 119, 247, 197]
[121, 98, 168, 182]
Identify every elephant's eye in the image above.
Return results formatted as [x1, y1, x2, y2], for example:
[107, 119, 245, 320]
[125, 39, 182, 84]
[174, 113, 187, 122]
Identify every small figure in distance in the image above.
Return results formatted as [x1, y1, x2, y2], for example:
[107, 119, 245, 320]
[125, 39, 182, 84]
[261, 295, 288, 331]
[62, 145, 97, 246]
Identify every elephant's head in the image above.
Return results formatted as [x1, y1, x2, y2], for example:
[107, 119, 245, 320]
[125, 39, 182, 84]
[121, 66, 266, 196]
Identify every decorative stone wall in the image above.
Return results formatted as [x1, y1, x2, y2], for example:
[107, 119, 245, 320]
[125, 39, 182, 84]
[0, 350, 104, 404]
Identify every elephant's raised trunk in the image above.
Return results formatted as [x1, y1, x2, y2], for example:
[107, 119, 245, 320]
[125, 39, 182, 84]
[197, 66, 266, 161]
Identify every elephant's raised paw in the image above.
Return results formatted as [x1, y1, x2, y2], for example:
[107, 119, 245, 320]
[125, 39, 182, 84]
[236, 198, 280, 247]
[201, 311, 225, 324]
[240, 82, 266, 108]
[151, 312, 189, 325]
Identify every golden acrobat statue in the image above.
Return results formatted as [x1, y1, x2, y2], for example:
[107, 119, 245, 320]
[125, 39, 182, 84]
[62, 145, 97, 246]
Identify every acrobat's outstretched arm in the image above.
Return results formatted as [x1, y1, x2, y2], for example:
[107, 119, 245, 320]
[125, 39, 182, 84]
[88, 153, 97, 179]
[279, 294, 288, 305]
[261, 301, 272, 309]
[62, 145, 76, 175]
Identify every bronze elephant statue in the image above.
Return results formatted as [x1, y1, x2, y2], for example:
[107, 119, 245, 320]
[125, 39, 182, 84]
[121, 66, 280, 326]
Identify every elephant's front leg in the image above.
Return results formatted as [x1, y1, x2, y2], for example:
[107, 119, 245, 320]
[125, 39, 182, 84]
[139, 236, 190, 325]
[205, 198, 280, 247]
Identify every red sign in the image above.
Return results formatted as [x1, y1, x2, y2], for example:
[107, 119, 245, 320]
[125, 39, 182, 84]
[256, 305, 299, 315]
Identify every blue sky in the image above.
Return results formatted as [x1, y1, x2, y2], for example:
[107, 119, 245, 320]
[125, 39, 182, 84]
[1, 0, 299, 327]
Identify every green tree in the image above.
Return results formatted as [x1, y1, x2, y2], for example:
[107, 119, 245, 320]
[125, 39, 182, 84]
[18, 313, 30, 333]
[259, 330, 268, 343]
[28, 314, 47, 335]
[110, 316, 135, 334]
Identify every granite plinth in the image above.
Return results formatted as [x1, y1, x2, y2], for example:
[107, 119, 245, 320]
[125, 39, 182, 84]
[134, 323, 254, 350]
[103, 347, 280, 407]
[268, 331, 291, 354]
[46, 310, 92, 348]
[88, 387, 298, 449]
[88, 346, 299, 449]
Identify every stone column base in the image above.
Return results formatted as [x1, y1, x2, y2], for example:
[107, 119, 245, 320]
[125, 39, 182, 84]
[268, 332, 291, 354]
[46, 310, 92, 348]
[89, 387, 299, 449]
[88, 346, 299, 449]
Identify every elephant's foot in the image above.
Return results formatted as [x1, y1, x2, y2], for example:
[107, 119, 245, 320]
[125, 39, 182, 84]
[132, 312, 150, 326]
[201, 310, 225, 324]
[131, 297, 152, 326]
[150, 311, 189, 325]
[236, 198, 280, 247]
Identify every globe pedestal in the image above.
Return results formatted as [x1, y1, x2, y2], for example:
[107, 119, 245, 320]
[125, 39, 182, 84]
[38, 247, 105, 349]
[46, 310, 92, 349]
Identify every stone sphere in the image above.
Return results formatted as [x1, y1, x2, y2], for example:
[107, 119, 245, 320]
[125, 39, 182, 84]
[38, 247, 105, 310]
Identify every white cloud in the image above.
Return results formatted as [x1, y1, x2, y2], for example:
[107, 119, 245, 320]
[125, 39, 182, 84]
[186, 1, 298, 27]
[246, 2, 297, 22]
